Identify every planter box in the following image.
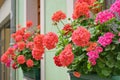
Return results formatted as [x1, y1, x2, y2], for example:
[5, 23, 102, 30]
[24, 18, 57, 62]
[23, 68, 40, 80]
[69, 73, 120, 80]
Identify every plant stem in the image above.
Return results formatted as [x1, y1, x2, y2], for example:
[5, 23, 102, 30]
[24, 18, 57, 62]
[99, 57, 106, 64]
[56, 25, 65, 47]
[60, 21, 65, 26]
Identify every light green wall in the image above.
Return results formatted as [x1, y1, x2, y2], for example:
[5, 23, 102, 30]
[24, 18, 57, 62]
[16, 0, 25, 25]
[45, 0, 69, 80]
[16, 0, 25, 80]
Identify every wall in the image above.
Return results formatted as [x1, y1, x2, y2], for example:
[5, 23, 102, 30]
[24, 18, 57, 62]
[16, 0, 25, 80]
[0, 0, 11, 25]
[45, 0, 70, 80]
[16, 0, 25, 26]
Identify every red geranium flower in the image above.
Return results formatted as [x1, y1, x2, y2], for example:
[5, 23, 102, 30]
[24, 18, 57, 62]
[72, 2, 90, 19]
[73, 72, 81, 78]
[75, 0, 96, 6]
[23, 32, 31, 41]
[15, 35, 23, 42]
[17, 55, 26, 64]
[43, 32, 58, 50]
[32, 47, 44, 60]
[26, 59, 34, 67]
[59, 44, 74, 66]
[53, 56, 62, 67]
[17, 42, 26, 51]
[62, 24, 73, 35]
[1, 54, 9, 63]
[12, 62, 18, 69]
[72, 27, 91, 47]
[26, 42, 34, 50]
[52, 10, 66, 22]
[86, 42, 97, 52]
[26, 21, 33, 28]
[34, 34, 44, 48]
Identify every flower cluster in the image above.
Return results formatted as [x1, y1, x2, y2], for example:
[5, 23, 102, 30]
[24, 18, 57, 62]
[110, 0, 120, 16]
[51, 0, 120, 78]
[52, 10, 66, 22]
[43, 32, 58, 50]
[72, 2, 90, 19]
[1, 21, 58, 71]
[95, 10, 115, 24]
[75, 0, 96, 6]
[72, 27, 91, 47]
[98, 32, 114, 47]
[87, 46, 103, 65]
[54, 44, 74, 67]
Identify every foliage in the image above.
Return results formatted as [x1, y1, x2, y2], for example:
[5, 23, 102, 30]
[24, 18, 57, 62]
[52, 0, 120, 78]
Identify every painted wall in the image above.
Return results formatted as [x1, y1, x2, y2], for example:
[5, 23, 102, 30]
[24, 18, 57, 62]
[16, 0, 25, 26]
[45, 0, 70, 80]
[16, 0, 25, 80]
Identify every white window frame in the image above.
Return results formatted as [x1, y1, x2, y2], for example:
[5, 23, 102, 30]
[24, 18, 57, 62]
[40, 0, 46, 80]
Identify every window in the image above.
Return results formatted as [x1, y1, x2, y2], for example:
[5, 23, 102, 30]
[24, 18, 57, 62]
[0, 21, 10, 80]
[105, 0, 115, 9]
[38, 0, 40, 25]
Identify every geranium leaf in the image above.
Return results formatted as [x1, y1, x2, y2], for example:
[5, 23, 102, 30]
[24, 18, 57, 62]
[101, 68, 111, 77]
[117, 52, 120, 60]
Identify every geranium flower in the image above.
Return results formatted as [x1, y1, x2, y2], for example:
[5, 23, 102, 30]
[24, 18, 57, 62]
[15, 35, 23, 42]
[86, 42, 97, 52]
[53, 56, 62, 67]
[52, 10, 66, 22]
[23, 32, 31, 40]
[95, 10, 115, 24]
[26, 21, 33, 28]
[43, 32, 58, 50]
[1, 54, 9, 63]
[17, 55, 26, 64]
[72, 2, 90, 19]
[59, 44, 74, 66]
[26, 59, 34, 67]
[62, 24, 73, 35]
[75, 0, 96, 6]
[72, 27, 91, 47]
[110, 0, 120, 16]
[32, 47, 44, 60]
[98, 32, 114, 47]
[33, 34, 44, 48]
[12, 63, 18, 69]
[17, 41, 26, 51]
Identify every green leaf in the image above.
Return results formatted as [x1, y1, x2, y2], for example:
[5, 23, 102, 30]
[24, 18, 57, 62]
[34, 61, 39, 66]
[101, 68, 111, 77]
[101, 52, 107, 56]
[55, 49, 63, 56]
[78, 53, 85, 61]
[106, 61, 114, 68]
[97, 60, 105, 68]
[115, 61, 120, 69]
[111, 45, 116, 50]
[117, 52, 120, 60]
[105, 46, 111, 51]
[87, 62, 91, 70]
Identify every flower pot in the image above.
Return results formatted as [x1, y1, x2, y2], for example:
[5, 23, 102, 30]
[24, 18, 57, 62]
[69, 73, 120, 80]
[23, 68, 40, 80]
